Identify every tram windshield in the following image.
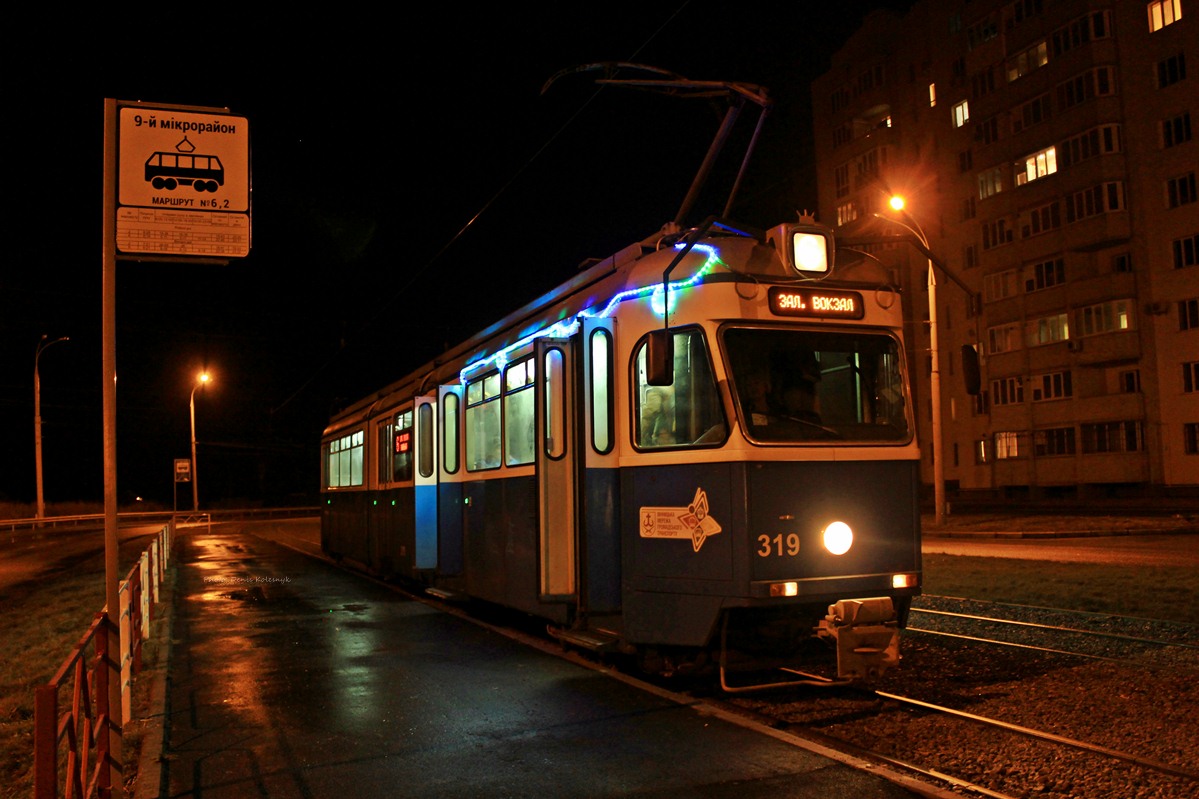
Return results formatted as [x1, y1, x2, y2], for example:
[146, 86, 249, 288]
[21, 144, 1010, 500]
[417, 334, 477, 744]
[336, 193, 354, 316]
[634, 328, 727, 449]
[723, 327, 911, 443]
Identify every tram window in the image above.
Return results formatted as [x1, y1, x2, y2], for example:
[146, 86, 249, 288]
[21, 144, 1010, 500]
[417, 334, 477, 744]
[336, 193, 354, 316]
[723, 328, 911, 444]
[377, 418, 393, 484]
[633, 328, 726, 449]
[545, 347, 566, 458]
[418, 403, 434, 478]
[505, 358, 535, 466]
[393, 410, 414, 482]
[326, 430, 364, 488]
[442, 392, 460, 474]
[590, 328, 613, 454]
[466, 372, 502, 471]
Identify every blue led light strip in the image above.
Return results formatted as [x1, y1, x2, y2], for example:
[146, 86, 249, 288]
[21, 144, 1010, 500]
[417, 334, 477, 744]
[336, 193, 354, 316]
[460, 244, 723, 383]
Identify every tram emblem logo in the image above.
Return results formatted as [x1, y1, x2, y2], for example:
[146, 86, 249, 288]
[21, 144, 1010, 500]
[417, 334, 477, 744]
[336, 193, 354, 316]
[639, 488, 723, 552]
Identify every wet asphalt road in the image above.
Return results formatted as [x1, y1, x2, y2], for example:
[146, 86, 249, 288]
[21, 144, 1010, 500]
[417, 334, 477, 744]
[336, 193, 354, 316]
[148, 523, 936, 799]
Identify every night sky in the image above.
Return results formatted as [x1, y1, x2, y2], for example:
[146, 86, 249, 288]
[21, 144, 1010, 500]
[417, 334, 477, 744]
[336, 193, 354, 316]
[1, 2, 914, 509]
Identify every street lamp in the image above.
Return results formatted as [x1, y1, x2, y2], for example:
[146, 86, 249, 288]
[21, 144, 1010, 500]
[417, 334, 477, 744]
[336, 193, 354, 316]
[190, 372, 211, 511]
[34, 335, 69, 520]
[874, 197, 946, 526]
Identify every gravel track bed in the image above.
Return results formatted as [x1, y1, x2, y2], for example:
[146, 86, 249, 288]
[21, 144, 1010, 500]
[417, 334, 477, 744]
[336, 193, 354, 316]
[908, 596, 1199, 669]
[729, 619, 1199, 799]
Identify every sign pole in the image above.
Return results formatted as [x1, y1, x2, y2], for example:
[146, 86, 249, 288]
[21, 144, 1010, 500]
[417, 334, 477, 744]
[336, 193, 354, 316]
[101, 97, 124, 798]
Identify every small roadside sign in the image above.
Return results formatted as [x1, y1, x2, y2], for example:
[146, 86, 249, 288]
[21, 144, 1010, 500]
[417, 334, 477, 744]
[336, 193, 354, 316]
[175, 459, 192, 483]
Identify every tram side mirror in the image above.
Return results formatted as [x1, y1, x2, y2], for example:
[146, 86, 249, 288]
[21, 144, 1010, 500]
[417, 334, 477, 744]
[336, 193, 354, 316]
[646, 329, 674, 386]
[961, 344, 981, 395]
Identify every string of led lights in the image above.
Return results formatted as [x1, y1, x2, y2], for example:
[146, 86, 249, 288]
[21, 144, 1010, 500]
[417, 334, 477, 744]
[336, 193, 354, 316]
[458, 243, 723, 383]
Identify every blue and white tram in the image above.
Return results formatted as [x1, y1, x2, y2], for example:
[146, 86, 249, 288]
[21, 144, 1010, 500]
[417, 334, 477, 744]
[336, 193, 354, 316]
[320, 217, 921, 687]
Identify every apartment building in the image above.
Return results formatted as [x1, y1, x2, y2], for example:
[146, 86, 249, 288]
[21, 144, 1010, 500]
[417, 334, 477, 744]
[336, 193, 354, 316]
[813, 0, 1197, 499]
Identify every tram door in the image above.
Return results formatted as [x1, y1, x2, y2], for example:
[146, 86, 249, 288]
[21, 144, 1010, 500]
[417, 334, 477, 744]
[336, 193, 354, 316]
[413, 395, 438, 570]
[536, 337, 576, 599]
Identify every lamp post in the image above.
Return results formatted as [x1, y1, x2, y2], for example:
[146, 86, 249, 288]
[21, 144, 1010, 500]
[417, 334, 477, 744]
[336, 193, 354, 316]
[34, 335, 69, 520]
[874, 198, 946, 526]
[190, 372, 211, 511]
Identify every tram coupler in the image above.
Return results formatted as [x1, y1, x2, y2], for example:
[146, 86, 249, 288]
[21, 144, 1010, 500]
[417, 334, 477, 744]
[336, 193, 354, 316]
[817, 597, 900, 681]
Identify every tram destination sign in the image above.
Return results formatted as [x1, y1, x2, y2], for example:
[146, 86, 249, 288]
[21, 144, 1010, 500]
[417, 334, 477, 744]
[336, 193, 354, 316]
[115, 104, 250, 259]
[768, 286, 865, 320]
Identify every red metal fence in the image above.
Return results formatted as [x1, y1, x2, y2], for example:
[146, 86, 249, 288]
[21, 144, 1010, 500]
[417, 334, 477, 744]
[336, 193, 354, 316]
[34, 521, 175, 799]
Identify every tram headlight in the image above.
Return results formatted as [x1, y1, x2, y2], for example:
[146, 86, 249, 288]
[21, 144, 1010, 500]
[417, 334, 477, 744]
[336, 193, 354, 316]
[793, 232, 830, 273]
[822, 521, 853, 555]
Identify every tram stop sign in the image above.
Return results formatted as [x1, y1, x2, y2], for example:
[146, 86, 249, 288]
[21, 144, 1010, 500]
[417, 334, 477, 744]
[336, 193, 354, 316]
[115, 103, 250, 260]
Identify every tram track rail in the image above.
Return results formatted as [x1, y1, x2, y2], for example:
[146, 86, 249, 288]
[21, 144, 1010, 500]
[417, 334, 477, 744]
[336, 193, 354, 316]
[723, 596, 1199, 799]
[872, 689, 1199, 782]
[905, 595, 1199, 669]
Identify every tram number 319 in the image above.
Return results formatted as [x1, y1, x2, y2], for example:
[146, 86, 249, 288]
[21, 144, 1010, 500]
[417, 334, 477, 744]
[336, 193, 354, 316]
[757, 533, 801, 557]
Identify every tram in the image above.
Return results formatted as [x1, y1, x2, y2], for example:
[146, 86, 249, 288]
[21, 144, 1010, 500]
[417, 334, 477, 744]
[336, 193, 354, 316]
[320, 212, 922, 688]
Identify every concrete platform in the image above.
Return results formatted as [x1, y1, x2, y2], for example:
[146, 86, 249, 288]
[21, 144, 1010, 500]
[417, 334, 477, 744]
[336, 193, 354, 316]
[133, 523, 949, 798]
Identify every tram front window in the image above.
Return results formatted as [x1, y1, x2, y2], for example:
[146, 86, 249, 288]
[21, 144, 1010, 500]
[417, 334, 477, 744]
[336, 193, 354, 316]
[723, 328, 911, 443]
[634, 328, 726, 449]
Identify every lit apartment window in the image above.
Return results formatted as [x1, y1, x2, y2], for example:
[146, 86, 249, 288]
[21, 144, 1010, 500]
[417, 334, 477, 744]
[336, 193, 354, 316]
[1016, 146, 1057, 186]
[1167, 172, 1197, 208]
[836, 202, 859, 226]
[1174, 234, 1199, 268]
[1026, 313, 1070, 347]
[1007, 40, 1048, 82]
[953, 100, 970, 127]
[1148, 0, 1182, 32]
[929, 82, 937, 107]
[994, 431, 1027, 459]
[1075, 300, 1133, 336]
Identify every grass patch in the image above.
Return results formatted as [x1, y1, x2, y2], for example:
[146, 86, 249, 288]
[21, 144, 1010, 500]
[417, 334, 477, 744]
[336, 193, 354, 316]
[923, 553, 1199, 623]
[0, 542, 165, 799]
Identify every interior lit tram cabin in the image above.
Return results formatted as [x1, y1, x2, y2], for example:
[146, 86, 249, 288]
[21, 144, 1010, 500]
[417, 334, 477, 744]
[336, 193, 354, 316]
[321, 219, 921, 673]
